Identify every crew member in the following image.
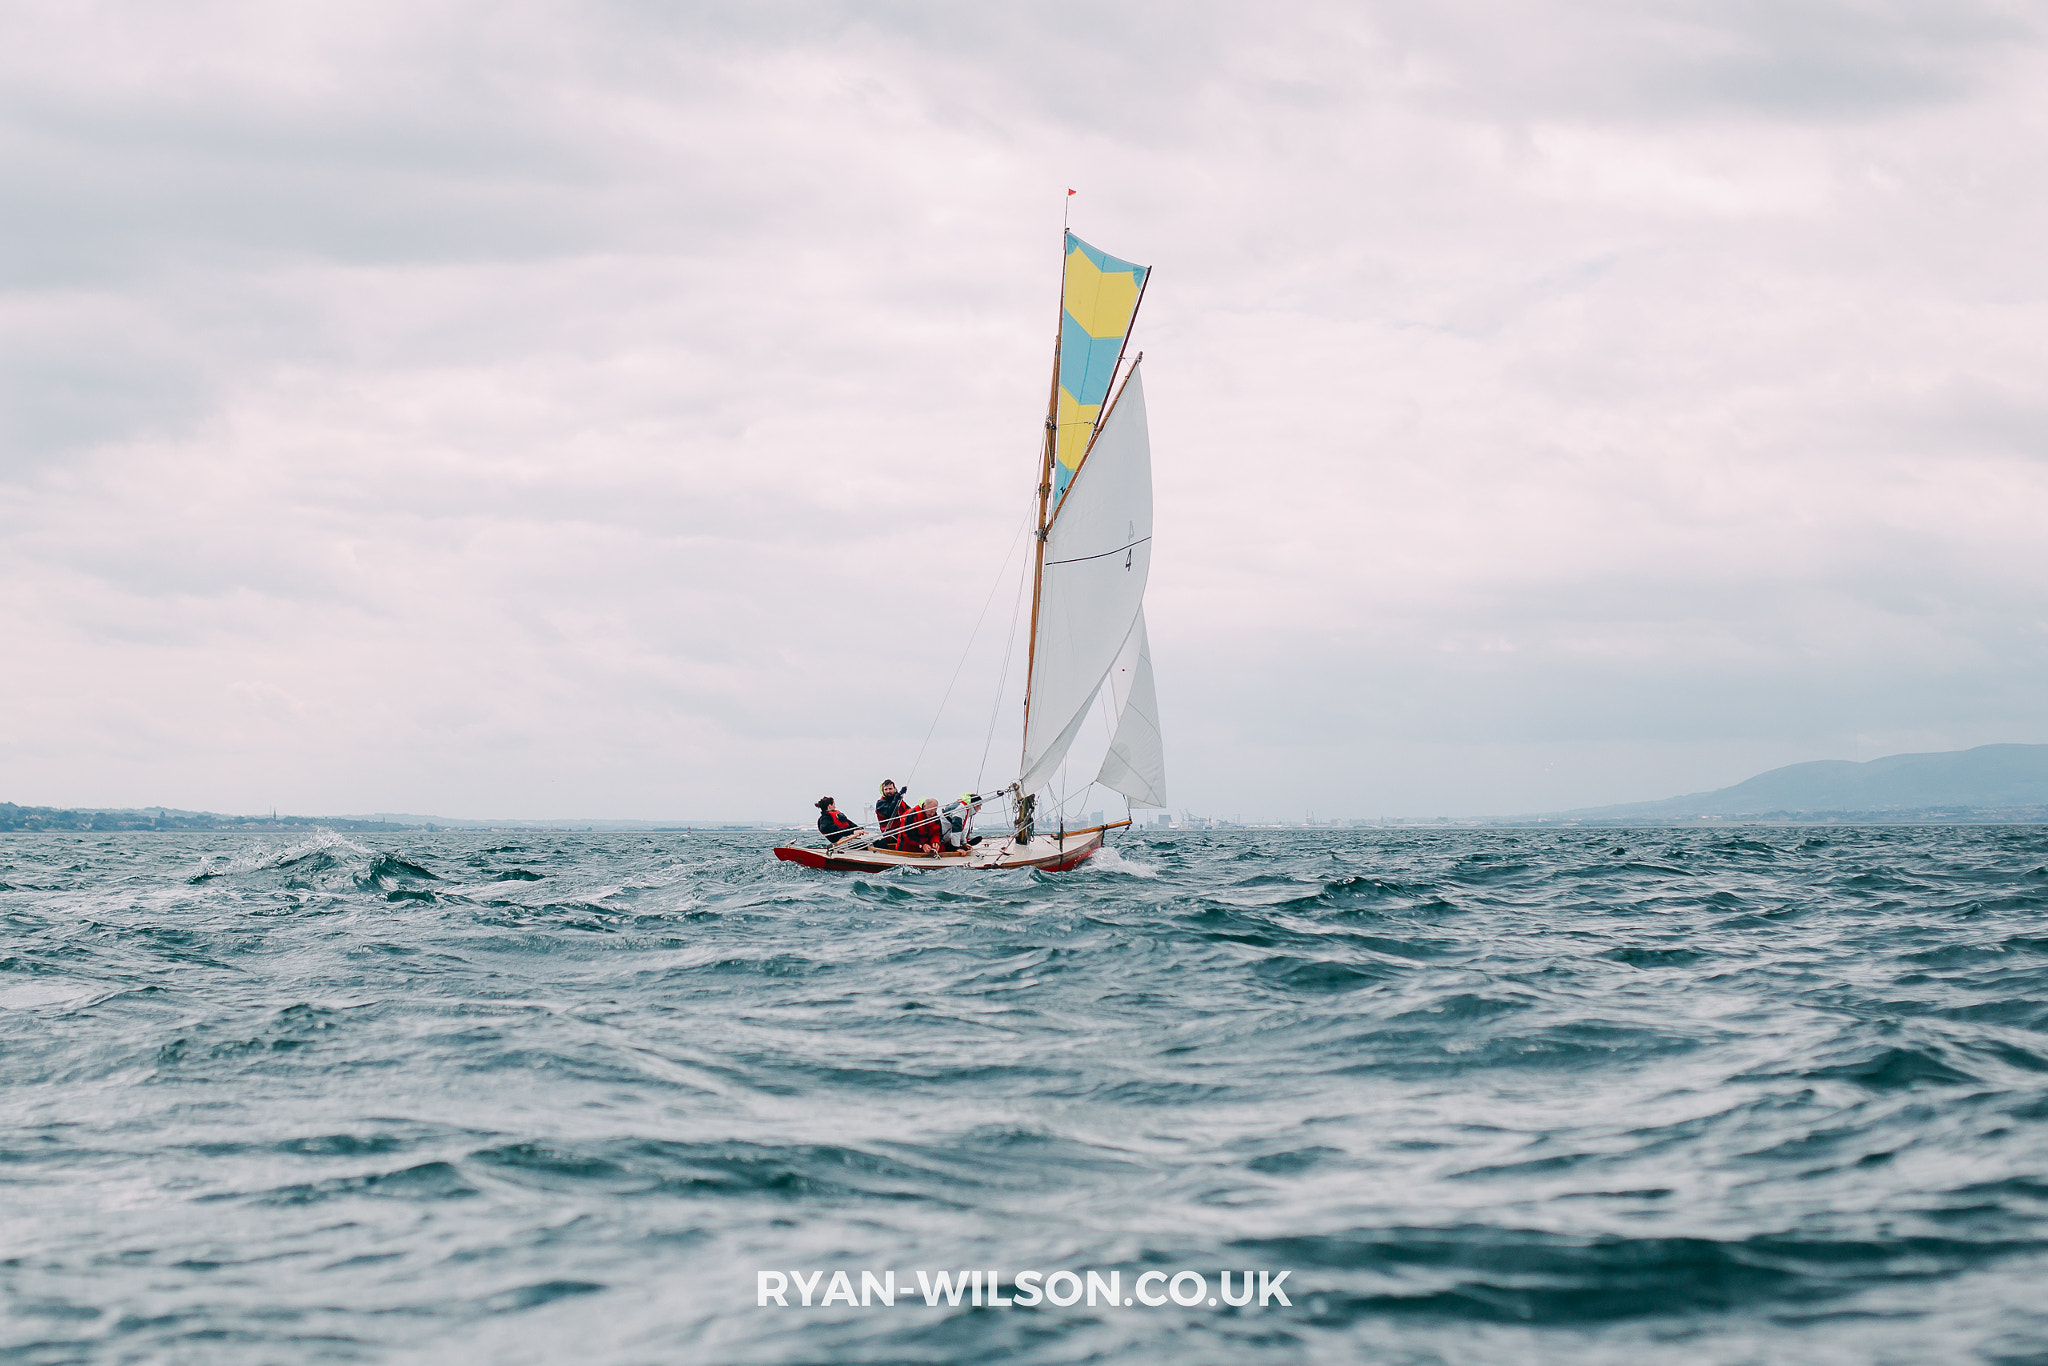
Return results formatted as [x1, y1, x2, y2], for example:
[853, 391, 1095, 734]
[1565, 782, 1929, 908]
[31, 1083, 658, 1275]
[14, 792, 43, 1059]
[875, 780, 910, 847]
[901, 797, 945, 856]
[941, 793, 982, 850]
[815, 797, 860, 845]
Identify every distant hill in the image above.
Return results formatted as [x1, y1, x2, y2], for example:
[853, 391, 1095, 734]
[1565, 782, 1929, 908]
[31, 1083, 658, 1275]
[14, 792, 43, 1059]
[1528, 744, 2048, 825]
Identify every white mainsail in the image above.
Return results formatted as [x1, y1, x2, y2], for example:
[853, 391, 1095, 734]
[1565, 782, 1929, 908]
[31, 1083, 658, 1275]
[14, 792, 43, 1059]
[1095, 610, 1167, 807]
[1018, 364, 1153, 797]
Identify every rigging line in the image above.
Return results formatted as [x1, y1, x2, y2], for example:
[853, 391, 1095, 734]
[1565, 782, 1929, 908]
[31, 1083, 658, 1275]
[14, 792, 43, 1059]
[1094, 660, 1121, 776]
[1068, 659, 1132, 827]
[1051, 697, 1112, 825]
[907, 503, 1036, 791]
[1097, 677, 1133, 833]
[1055, 772, 1101, 821]
[1044, 536, 1150, 567]
[977, 541, 1033, 792]
[1048, 672, 1120, 825]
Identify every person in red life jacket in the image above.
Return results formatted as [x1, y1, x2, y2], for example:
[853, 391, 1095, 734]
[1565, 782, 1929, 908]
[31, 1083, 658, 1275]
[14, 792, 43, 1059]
[900, 798, 945, 855]
[875, 780, 910, 848]
[814, 797, 861, 845]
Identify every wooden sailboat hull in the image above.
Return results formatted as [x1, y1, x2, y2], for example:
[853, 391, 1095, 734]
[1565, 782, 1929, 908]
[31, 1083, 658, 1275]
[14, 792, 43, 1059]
[778, 235, 1160, 878]
[772, 825, 1121, 873]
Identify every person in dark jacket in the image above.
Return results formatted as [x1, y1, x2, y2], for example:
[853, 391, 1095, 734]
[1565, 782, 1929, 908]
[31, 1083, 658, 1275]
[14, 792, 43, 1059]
[875, 780, 909, 846]
[815, 797, 860, 845]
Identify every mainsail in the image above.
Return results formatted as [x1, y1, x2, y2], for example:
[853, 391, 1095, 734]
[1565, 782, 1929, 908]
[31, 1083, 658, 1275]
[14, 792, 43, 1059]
[1018, 362, 1161, 801]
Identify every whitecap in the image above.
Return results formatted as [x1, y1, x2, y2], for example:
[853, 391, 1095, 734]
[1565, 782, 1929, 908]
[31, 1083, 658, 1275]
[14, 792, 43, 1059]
[1089, 845, 1159, 878]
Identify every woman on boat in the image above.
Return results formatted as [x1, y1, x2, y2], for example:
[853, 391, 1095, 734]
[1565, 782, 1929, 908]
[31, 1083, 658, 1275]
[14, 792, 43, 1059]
[815, 797, 861, 845]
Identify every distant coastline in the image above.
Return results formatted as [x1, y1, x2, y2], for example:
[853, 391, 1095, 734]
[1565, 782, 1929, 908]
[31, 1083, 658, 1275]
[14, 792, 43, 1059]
[0, 804, 717, 834]
[9, 745, 2047, 832]
[1489, 804, 2048, 829]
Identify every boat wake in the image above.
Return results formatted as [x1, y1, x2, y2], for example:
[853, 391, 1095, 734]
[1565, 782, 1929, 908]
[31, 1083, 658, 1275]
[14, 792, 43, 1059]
[1089, 843, 1160, 877]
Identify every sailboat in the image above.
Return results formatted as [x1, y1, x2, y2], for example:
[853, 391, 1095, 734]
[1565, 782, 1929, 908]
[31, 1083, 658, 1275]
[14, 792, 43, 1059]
[773, 230, 1167, 872]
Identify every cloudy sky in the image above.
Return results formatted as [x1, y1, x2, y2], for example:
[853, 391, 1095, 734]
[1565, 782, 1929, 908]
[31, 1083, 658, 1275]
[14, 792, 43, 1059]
[4, 0, 2044, 822]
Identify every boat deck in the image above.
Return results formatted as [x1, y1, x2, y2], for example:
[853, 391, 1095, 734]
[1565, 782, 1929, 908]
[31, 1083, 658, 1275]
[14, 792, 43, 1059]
[772, 823, 1126, 873]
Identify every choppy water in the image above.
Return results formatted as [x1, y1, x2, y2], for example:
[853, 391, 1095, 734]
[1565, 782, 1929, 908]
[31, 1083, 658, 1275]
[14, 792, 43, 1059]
[4, 826, 2048, 1364]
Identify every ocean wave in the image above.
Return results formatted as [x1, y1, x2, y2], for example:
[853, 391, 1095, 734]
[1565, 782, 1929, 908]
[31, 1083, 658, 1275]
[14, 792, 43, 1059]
[1088, 845, 1159, 877]
[1227, 1223, 2046, 1323]
[6, 825, 2048, 1363]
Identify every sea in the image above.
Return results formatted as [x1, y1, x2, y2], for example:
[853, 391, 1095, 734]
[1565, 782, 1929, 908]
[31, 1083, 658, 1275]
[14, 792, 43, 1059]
[3, 825, 2046, 1365]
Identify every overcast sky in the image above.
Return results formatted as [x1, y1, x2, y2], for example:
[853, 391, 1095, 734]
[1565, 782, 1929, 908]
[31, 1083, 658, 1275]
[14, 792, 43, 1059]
[3, 0, 2044, 822]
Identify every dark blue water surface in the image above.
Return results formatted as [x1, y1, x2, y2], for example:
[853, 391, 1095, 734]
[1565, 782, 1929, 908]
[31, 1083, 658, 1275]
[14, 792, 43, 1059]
[5, 826, 2048, 1364]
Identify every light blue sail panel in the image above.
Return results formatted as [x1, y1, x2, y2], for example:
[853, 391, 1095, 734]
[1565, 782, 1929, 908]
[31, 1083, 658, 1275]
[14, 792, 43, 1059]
[1060, 313, 1127, 408]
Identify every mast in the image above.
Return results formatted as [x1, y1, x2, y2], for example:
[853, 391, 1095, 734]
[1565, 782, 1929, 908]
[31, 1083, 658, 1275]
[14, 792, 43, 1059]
[1018, 226, 1067, 777]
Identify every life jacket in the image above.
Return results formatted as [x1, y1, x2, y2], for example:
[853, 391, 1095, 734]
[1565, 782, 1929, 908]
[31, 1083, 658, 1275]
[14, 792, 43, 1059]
[902, 804, 942, 848]
[875, 791, 907, 832]
[817, 808, 857, 842]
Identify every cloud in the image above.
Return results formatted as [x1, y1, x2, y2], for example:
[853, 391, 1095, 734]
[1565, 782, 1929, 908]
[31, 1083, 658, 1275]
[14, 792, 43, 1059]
[2, 0, 2045, 820]
[1373, 0, 2037, 122]
[0, 295, 215, 470]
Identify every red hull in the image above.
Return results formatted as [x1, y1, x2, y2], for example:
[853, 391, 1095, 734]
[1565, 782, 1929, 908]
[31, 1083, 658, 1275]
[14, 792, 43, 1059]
[772, 828, 1110, 873]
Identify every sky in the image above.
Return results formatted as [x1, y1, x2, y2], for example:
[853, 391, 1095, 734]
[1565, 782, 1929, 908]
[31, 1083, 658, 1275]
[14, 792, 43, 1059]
[3, 0, 2045, 822]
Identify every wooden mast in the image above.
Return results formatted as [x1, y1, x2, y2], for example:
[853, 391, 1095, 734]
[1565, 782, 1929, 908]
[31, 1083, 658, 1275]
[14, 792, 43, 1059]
[1018, 226, 1067, 779]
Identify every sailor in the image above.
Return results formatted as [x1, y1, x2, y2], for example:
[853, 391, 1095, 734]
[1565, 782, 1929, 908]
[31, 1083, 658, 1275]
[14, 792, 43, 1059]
[814, 797, 861, 845]
[875, 780, 910, 847]
[901, 798, 945, 856]
[941, 793, 982, 850]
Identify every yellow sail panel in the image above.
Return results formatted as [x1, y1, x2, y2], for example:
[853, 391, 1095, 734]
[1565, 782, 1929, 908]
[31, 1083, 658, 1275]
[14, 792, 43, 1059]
[1063, 246, 1143, 337]
[1054, 233, 1148, 505]
[1055, 387, 1100, 484]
